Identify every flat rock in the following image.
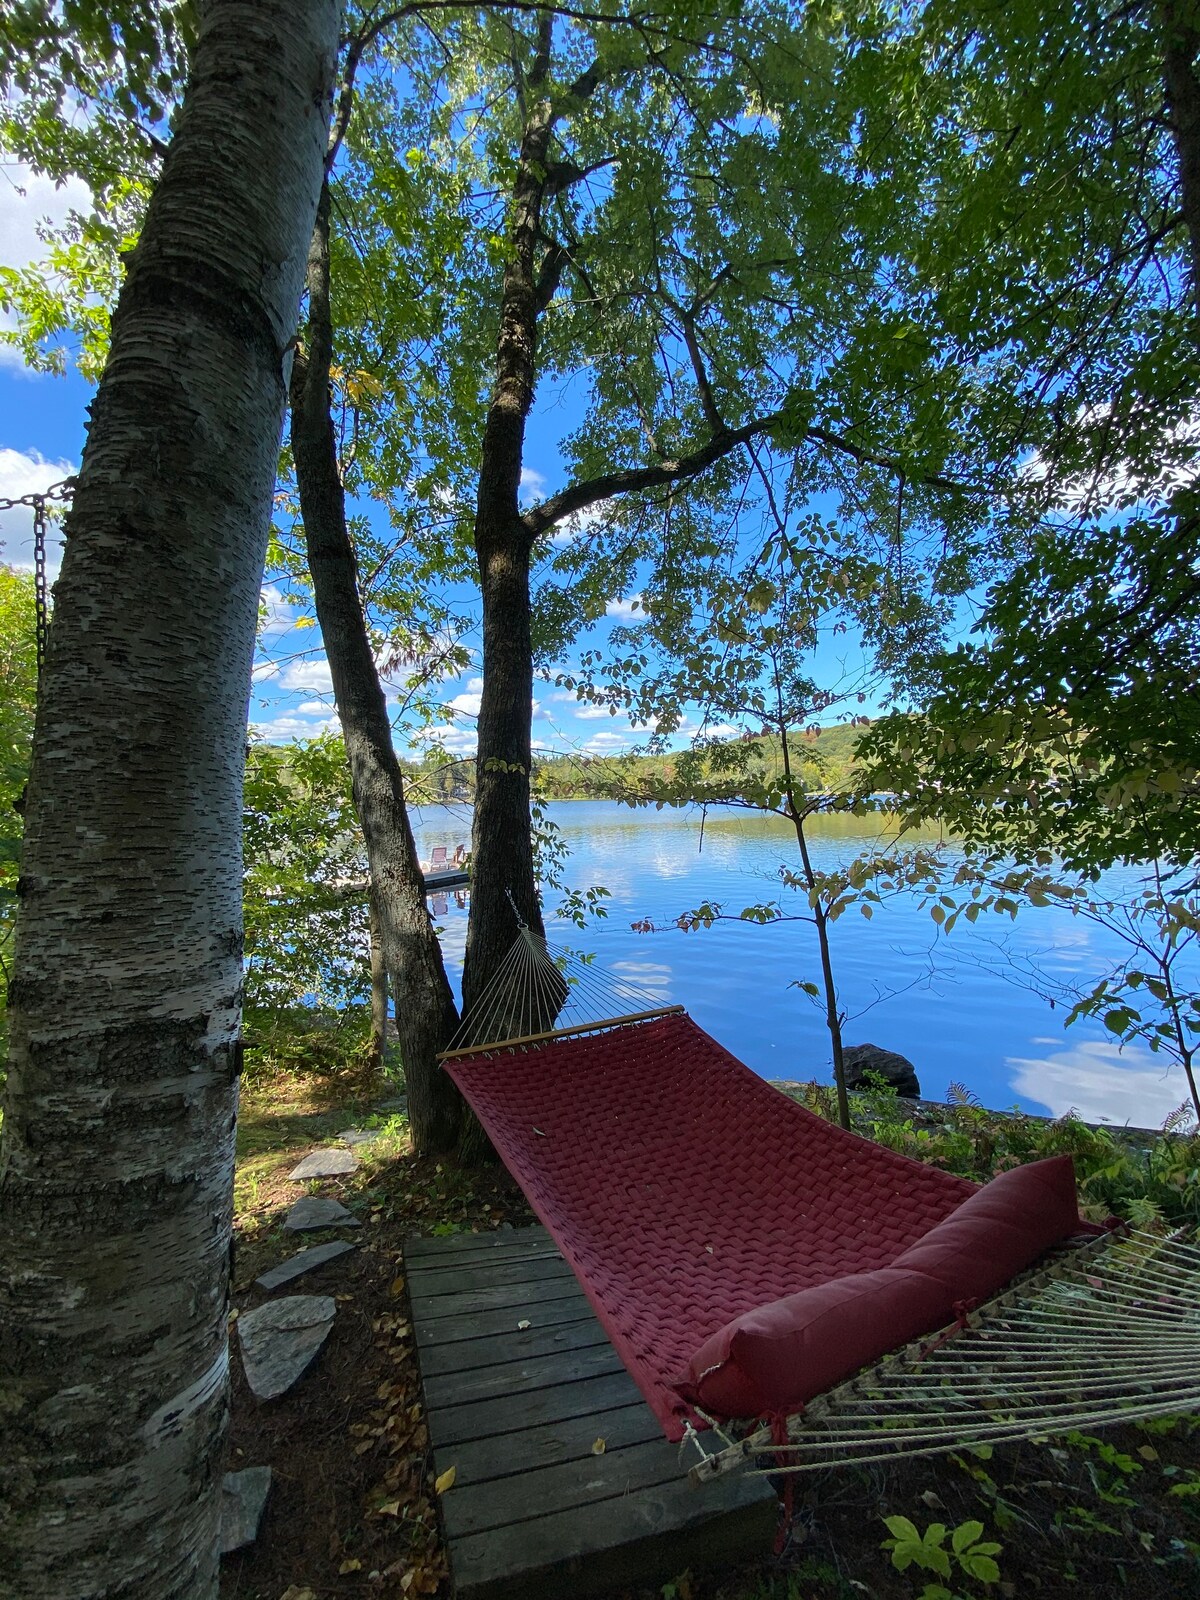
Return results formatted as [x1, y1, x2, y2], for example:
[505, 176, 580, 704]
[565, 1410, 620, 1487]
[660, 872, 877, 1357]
[237, 1294, 336, 1400]
[220, 1466, 272, 1554]
[287, 1148, 357, 1180]
[338, 1128, 380, 1147]
[283, 1195, 360, 1231]
[255, 1240, 356, 1292]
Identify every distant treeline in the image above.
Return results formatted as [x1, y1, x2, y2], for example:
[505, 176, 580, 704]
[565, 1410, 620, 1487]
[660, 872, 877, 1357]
[404, 720, 871, 804]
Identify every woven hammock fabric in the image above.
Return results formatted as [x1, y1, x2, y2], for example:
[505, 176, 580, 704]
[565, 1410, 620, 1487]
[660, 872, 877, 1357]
[444, 1013, 979, 1440]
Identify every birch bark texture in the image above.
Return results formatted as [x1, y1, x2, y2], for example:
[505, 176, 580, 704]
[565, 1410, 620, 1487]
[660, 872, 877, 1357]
[0, 5, 339, 1596]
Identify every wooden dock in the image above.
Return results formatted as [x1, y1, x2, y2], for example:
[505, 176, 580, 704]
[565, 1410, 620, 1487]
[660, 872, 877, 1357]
[406, 1226, 778, 1599]
[424, 868, 470, 893]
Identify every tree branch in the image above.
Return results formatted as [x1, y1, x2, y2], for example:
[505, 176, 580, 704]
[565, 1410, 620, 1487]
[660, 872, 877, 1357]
[522, 416, 986, 539]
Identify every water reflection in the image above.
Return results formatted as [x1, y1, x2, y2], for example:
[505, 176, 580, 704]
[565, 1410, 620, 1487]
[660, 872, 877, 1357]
[1008, 1040, 1188, 1130]
[411, 800, 1183, 1124]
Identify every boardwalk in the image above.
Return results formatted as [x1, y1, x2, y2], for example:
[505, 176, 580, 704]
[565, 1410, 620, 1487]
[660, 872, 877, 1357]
[406, 1225, 777, 1599]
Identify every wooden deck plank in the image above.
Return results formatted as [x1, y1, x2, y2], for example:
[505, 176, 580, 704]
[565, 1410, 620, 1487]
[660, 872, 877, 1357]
[405, 1240, 562, 1272]
[445, 1402, 666, 1487]
[418, 1314, 610, 1378]
[414, 1298, 597, 1348]
[441, 1436, 697, 1538]
[433, 1368, 649, 1447]
[423, 1339, 623, 1409]
[410, 1274, 581, 1322]
[406, 1225, 777, 1598]
[449, 1467, 776, 1600]
[408, 1255, 576, 1298]
[404, 1228, 553, 1254]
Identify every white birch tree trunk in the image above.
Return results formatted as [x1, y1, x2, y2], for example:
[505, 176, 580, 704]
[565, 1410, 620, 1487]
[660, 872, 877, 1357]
[0, 5, 339, 1596]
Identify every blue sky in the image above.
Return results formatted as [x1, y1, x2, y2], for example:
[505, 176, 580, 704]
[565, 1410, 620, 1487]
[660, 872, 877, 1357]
[0, 156, 883, 763]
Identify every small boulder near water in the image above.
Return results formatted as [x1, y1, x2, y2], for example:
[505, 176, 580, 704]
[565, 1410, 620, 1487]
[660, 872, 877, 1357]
[287, 1148, 357, 1181]
[237, 1294, 336, 1400]
[843, 1043, 921, 1099]
[220, 1466, 272, 1554]
[283, 1195, 360, 1231]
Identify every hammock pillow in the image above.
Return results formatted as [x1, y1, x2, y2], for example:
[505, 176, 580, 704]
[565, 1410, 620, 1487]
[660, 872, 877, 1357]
[677, 1156, 1082, 1421]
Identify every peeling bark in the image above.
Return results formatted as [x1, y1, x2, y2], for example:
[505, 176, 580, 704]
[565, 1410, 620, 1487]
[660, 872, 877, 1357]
[291, 182, 463, 1155]
[0, 4, 339, 1596]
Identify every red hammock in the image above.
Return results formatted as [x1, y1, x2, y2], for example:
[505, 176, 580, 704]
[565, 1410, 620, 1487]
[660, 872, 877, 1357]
[444, 1013, 1084, 1440]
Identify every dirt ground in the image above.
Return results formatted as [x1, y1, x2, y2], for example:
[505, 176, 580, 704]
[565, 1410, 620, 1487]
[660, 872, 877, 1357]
[219, 1074, 1200, 1600]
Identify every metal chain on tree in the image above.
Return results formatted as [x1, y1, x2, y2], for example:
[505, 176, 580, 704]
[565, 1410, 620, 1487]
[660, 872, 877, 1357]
[0, 476, 75, 686]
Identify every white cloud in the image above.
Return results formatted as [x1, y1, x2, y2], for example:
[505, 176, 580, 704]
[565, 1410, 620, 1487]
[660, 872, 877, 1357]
[1007, 1038, 1193, 1130]
[279, 657, 334, 694]
[260, 583, 300, 635]
[0, 162, 94, 375]
[1021, 401, 1200, 515]
[0, 446, 75, 572]
[605, 594, 645, 620]
[583, 730, 634, 753]
[296, 700, 331, 714]
[575, 703, 616, 720]
[550, 503, 606, 546]
[414, 723, 478, 756]
[519, 466, 547, 508]
[252, 712, 340, 742]
[444, 687, 541, 721]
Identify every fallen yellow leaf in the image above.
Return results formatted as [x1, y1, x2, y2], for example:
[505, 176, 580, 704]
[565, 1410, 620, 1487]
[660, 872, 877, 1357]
[1138, 1444, 1159, 1461]
[591, 1437, 606, 1455]
[377, 1500, 402, 1517]
[338, 1558, 362, 1573]
[435, 1466, 457, 1494]
[390, 1277, 406, 1297]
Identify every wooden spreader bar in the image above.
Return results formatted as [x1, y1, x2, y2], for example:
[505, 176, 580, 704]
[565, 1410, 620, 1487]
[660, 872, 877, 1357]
[436, 1004, 686, 1062]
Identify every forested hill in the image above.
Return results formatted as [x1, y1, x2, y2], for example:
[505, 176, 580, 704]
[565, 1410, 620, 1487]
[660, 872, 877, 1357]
[531, 721, 870, 803]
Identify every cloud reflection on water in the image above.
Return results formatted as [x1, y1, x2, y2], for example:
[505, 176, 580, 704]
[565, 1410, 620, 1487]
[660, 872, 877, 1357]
[1008, 1039, 1187, 1130]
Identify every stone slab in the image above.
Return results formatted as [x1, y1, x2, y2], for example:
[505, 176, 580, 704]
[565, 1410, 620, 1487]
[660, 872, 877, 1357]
[237, 1294, 336, 1400]
[338, 1128, 380, 1147]
[255, 1240, 356, 1292]
[220, 1466, 272, 1554]
[283, 1195, 360, 1231]
[288, 1148, 358, 1180]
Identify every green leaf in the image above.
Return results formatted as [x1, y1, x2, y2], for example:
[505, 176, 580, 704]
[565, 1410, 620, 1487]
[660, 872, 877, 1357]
[951, 1520, 984, 1554]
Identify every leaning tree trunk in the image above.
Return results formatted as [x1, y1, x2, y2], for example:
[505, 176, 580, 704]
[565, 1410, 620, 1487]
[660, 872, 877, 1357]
[292, 181, 463, 1154]
[462, 20, 558, 1022]
[368, 891, 389, 1076]
[0, 5, 338, 1597]
[1162, 0, 1200, 318]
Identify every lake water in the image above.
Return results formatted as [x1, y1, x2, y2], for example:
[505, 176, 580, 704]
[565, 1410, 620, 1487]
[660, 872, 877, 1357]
[411, 800, 1194, 1129]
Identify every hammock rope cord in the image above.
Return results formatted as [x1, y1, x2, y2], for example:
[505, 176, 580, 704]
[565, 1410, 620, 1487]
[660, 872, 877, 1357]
[689, 1227, 1200, 1482]
[440, 924, 681, 1058]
